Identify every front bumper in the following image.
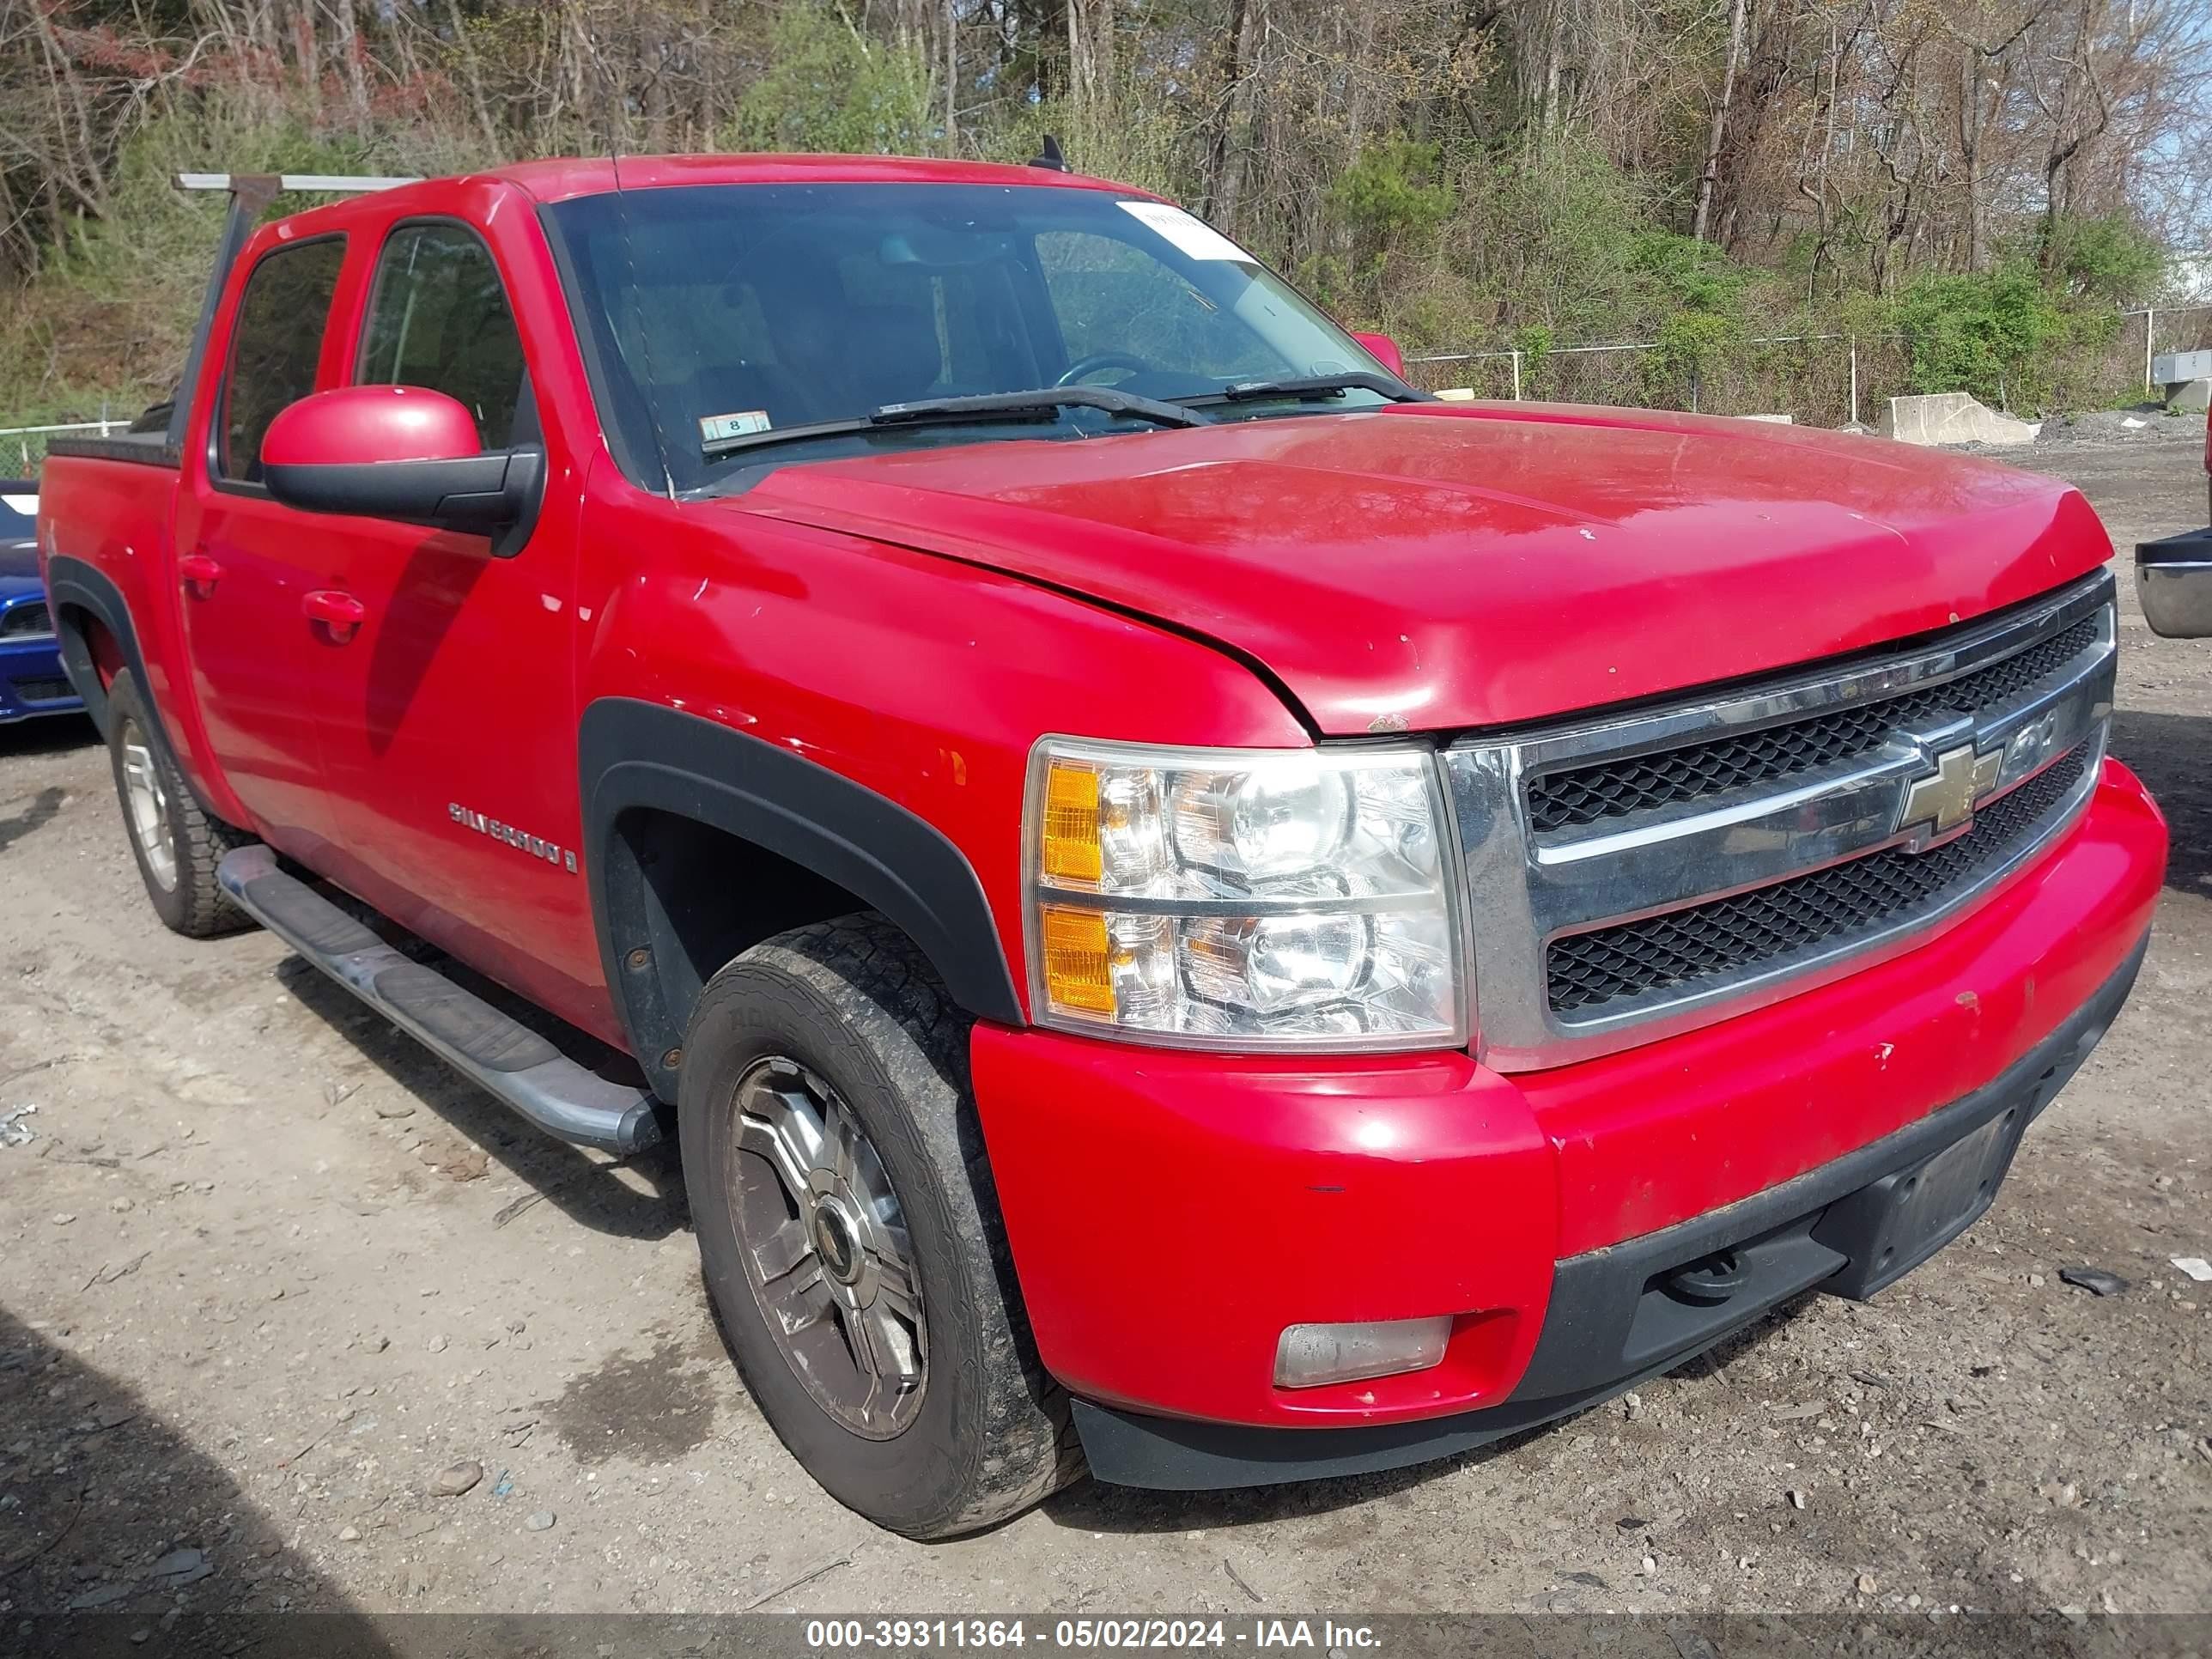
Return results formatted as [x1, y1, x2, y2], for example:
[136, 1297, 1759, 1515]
[0, 633, 83, 723]
[1069, 934, 2143, 1488]
[969, 759, 2167, 1481]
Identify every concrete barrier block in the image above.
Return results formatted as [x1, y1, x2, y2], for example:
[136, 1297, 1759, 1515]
[1881, 392, 2041, 447]
[2168, 379, 2211, 412]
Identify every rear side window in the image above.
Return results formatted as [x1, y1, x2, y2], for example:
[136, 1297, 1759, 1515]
[358, 224, 528, 447]
[218, 239, 346, 483]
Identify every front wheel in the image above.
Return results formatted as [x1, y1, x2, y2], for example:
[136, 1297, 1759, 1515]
[680, 916, 1077, 1536]
[103, 669, 255, 938]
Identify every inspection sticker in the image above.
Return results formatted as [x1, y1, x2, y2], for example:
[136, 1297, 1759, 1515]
[699, 410, 773, 448]
[1116, 201, 1252, 262]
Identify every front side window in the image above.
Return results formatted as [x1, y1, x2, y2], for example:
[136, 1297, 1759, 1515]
[218, 239, 346, 483]
[358, 223, 529, 447]
[544, 183, 1382, 491]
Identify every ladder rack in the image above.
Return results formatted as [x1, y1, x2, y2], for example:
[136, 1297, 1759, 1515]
[164, 173, 422, 449]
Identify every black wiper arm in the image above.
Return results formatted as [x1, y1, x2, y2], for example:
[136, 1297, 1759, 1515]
[698, 386, 1202, 462]
[869, 386, 1206, 429]
[1176, 371, 1430, 407]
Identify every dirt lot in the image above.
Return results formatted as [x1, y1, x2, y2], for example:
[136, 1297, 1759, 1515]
[3, 426, 2209, 1638]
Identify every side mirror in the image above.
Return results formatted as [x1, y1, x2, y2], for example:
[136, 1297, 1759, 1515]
[262, 386, 544, 557]
[2137, 528, 2212, 638]
[1351, 331, 1406, 378]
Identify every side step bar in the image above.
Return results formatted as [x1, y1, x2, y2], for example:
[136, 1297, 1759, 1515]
[217, 847, 662, 1155]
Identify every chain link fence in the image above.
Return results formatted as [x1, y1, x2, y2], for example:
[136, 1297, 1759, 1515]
[0, 420, 127, 477]
[1402, 334, 1910, 427]
[1404, 306, 2212, 428]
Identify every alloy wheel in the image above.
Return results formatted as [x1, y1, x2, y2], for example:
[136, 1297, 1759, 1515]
[727, 1055, 927, 1438]
[118, 718, 177, 892]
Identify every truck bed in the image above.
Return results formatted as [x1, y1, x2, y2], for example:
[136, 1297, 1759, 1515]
[45, 429, 179, 469]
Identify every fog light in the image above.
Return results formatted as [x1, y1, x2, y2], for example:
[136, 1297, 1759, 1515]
[1273, 1316, 1451, 1389]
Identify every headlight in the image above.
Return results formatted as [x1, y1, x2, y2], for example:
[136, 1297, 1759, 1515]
[1024, 738, 1467, 1050]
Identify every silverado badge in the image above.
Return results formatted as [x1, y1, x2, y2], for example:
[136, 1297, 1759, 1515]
[448, 802, 578, 872]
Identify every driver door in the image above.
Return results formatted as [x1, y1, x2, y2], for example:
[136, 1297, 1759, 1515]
[172, 234, 352, 859]
[299, 218, 594, 1018]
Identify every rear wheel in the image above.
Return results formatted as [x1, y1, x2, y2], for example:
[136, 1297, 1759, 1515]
[680, 916, 1076, 1536]
[104, 670, 255, 938]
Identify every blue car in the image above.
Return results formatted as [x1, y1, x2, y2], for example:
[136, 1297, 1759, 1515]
[1, 481, 85, 722]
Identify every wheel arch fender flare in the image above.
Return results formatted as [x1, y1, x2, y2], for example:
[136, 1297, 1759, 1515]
[43, 554, 140, 743]
[579, 698, 1025, 1082]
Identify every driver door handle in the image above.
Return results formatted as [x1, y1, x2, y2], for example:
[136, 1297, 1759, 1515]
[302, 588, 367, 643]
[179, 552, 222, 595]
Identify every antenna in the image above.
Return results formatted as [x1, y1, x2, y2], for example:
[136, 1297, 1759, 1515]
[1028, 135, 1070, 173]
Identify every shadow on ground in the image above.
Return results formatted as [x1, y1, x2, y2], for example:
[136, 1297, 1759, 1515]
[0, 714, 97, 761]
[0, 1307, 392, 1656]
[2109, 708, 2212, 900]
[271, 957, 687, 1243]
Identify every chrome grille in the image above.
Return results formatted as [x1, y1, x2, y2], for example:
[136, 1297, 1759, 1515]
[1528, 616, 2101, 831]
[1547, 744, 2091, 1013]
[1444, 573, 2116, 1072]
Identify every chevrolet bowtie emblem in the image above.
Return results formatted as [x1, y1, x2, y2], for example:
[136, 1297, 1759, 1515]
[1899, 742, 2002, 843]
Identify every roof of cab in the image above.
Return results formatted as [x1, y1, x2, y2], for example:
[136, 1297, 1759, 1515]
[483, 153, 1150, 205]
[254, 153, 1156, 242]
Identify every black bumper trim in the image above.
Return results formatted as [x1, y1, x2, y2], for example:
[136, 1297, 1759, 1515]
[1072, 933, 2147, 1492]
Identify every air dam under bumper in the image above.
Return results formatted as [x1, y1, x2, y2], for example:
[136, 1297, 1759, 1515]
[969, 759, 2166, 1487]
[1071, 934, 2142, 1490]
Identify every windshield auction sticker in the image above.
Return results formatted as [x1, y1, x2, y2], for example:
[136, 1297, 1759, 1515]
[700, 409, 774, 447]
[1116, 201, 1252, 262]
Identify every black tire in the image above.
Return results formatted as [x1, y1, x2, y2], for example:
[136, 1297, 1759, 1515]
[104, 669, 256, 938]
[679, 915, 1078, 1536]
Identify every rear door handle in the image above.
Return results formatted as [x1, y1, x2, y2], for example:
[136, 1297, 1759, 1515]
[179, 553, 222, 594]
[302, 589, 367, 642]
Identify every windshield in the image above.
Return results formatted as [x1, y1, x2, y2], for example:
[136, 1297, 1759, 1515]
[543, 182, 1387, 491]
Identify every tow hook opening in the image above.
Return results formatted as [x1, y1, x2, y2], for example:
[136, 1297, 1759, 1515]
[1662, 1249, 1749, 1305]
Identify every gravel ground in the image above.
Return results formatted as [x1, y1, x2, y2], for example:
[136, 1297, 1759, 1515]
[1, 427, 2209, 1639]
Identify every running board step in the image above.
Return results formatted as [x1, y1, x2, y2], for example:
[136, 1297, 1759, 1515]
[217, 846, 662, 1155]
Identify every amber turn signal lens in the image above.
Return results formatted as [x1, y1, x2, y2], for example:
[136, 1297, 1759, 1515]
[1039, 762, 1103, 884]
[1038, 905, 1115, 1015]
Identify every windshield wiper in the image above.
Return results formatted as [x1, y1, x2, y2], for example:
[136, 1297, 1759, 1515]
[869, 387, 1206, 428]
[1174, 371, 1430, 408]
[699, 386, 1205, 462]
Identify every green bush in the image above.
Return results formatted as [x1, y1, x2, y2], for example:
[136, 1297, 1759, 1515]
[1892, 264, 2075, 410]
[2039, 214, 2166, 303]
[1647, 309, 1745, 406]
[1626, 229, 1747, 314]
[1329, 142, 1455, 249]
[733, 3, 935, 157]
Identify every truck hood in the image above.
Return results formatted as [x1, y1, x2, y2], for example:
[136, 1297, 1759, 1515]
[732, 404, 2111, 734]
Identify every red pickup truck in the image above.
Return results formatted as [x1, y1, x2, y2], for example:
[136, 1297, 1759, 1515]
[39, 155, 2167, 1537]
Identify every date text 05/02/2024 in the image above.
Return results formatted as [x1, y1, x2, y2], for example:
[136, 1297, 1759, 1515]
[803, 1620, 1383, 1651]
